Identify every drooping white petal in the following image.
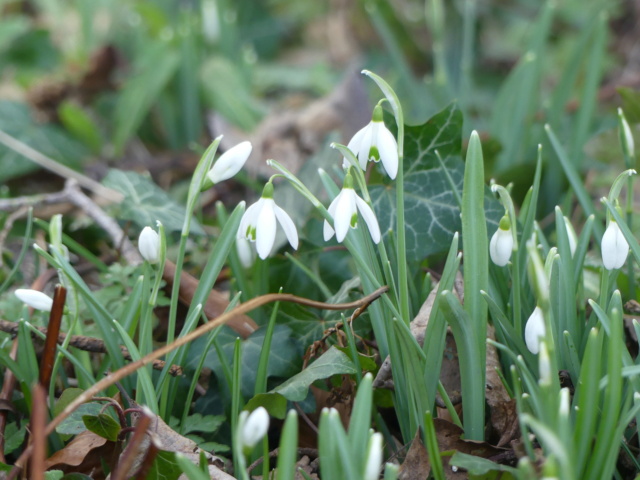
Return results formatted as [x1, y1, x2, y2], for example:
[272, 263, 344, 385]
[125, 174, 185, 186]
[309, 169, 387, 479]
[240, 407, 270, 449]
[274, 204, 299, 250]
[489, 228, 513, 267]
[255, 200, 277, 259]
[375, 125, 399, 179]
[601, 220, 629, 270]
[238, 199, 263, 240]
[355, 196, 381, 244]
[15, 289, 53, 312]
[363, 433, 383, 480]
[524, 306, 546, 354]
[236, 237, 255, 268]
[333, 189, 357, 243]
[323, 195, 340, 241]
[207, 141, 252, 184]
[355, 123, 374, 170]
[138, 226, 160, 264]
[346, 126, 368, 170]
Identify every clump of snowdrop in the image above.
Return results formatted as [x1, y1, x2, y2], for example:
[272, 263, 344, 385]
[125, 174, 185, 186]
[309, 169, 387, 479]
[524, 306, 546, 354]
[601, 218, 629, 270]
[207, 141, 252, 184]
[345, 104, 398, 179]
[238, 182, 298, 259]
[14, 289, 53, 312]
[489, 215, 513, 266]
[323, 171, 381, 244]
[239, 407, 269, 451]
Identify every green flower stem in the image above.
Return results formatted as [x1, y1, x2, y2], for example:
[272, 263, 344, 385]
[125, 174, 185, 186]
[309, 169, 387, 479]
[361, 70, 410, 325]
[492, 184, 522, 336]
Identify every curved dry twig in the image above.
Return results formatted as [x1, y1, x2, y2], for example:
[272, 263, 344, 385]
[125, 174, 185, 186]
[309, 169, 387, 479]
[9, 285, 389, 477]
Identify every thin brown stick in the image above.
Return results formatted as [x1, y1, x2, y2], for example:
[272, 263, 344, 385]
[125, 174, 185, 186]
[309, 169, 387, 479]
[30, 385, 47, 480]
[0, 319, 183, 376]
[39, 285, 66, 389]
[8, 286, 389, 478]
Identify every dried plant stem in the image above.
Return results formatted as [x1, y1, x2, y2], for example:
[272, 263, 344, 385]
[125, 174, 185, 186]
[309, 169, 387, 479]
[8, 286, 389, 478]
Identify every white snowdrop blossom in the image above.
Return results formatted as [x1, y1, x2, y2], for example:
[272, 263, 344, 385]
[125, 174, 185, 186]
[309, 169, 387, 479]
[236, 236, 256, 268]
[344, 104, 398, 179]
[138, 226, 160, 264]
[489, 215, 513, 266]
[15, 289, 53, 312]
[323, 173, 381, 244]
[207, 141, 252, 184]
[238, 183, 298, 260]
[525, 306, 546, 354]
[601, 219, 629, 270]
[364, 433, 383, 480]
[240, 407, 269, 449]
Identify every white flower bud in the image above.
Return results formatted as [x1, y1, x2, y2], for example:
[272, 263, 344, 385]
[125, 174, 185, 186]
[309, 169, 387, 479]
[601, 220, 629, 270]
[207, 141, 252, 184]
[138, 226, 160, 264]
[240, 407, 269, 449]
[236, 236, 255, 268]
[489, 216, 513, 267]
[364, 433, 383, 480]
[525, 306, 545, 354]
[14, 289, 53, 312]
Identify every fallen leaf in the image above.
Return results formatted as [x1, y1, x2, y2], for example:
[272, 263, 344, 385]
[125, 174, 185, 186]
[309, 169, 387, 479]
[398, 431, 430, 480]
[44, 430, 116, 479]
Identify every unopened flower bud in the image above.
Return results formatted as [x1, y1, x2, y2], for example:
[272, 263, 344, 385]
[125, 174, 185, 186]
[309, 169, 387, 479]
[601, 219, 629, 270]
[489, 215, 513, 266]
[138, 226, 160, 264]
[15, 289, 53, 312]
[240, 407, 269, 449]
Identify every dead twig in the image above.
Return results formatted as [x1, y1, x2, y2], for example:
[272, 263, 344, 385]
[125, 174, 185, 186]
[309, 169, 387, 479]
[8, 286, 389, 478]
[0, 319, 183, 376]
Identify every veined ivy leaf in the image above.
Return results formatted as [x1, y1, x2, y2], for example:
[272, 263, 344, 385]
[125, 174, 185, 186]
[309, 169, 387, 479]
[103, 169, 203, 234]
[272, 346, 357, 402]
[371, 103, 501, 261]
[55, 403, 103, 435]
[82, 413, 121, 442]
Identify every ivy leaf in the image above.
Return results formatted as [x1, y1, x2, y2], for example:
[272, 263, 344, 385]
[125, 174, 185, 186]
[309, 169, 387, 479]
[371, 103, 501, 261]
[55, 403, 103, 436]
[179, 413, 225, 435]
[272, 346, 357, 402]
[103, 169, 204, 234]
[82, 413, 121, 442]
[144, 450, 183, 480]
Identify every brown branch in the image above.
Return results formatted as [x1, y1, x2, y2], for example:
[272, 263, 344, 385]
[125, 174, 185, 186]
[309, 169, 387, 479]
[39, 285, 66, 389]
[0, 319, 183, 376]
[8, 286, 389, 478]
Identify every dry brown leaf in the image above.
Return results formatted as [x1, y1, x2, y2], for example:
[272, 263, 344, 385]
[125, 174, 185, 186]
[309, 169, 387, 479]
[485, 325, 519, 447]
[44, 430, 115, 479]
[398, 431, 430, 480]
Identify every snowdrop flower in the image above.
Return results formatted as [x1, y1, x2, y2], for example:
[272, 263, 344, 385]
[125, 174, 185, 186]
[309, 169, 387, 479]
[240, 407, 269, 450]
[525, 306, 546, 354]
[323, 172, 381, 244]
[601, 219, 629, 270]
[207, 141, 252, 184]
[238, 182, 298, 260]
[489, 215, 513, 266]
[236, 236, 256, 268]
[15, 289, 53, 312]
[364, 433, 383, 480]
[345, 104, 398, 179]
[138, 226, 160, 264]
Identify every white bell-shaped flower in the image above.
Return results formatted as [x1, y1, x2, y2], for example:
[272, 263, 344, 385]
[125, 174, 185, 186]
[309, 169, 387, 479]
[344, 105, 398, 179]
[364, 433, 383, 480]
[138, 226, 160, 264]
[240, 406, 270, 450]
[207, 141, 252, 184]
[323, 173, 381, 244]
[238, 183, 298, 260]
[601, 219, 629, 270]
[236, 236, 256, 268]
[489, 215, 513, 267]
[15, 289, 53, 312]
[525, 306, 546, 354]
